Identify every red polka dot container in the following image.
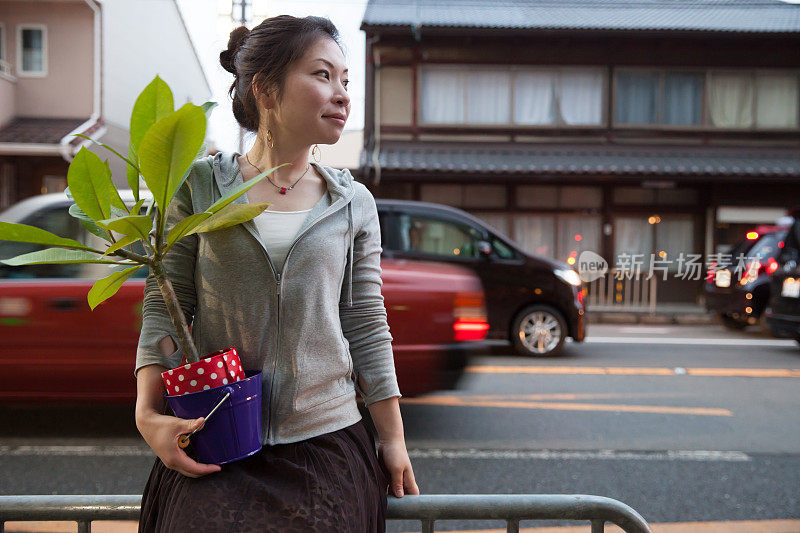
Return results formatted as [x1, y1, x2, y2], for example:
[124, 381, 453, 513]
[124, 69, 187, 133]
[160, 347, 245, 395]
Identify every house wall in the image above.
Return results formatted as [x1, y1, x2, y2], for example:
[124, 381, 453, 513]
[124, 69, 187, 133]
[0, 1, 94, 118]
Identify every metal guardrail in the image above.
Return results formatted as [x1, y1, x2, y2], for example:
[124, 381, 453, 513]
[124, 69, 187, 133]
[0, 494, 653, 533]
[586, 268, 658, 314]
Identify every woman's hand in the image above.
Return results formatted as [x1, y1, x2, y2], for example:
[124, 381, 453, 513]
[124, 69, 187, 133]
[136, 411, 222, 478]
[377, 438, 420, 498]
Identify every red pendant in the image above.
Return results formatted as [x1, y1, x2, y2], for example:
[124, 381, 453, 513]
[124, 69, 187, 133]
[280, 187, 287, 195]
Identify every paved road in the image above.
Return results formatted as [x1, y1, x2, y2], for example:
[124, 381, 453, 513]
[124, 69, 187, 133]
[1, 323, 798, 531]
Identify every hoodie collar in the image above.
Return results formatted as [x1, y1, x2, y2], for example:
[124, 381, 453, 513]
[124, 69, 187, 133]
[210, 151, 357, 307]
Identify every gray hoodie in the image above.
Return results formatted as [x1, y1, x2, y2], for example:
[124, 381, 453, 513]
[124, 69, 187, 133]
[135, 151, 402, 445]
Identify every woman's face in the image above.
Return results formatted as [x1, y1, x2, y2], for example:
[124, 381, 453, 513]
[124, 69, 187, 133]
[265, 36, 350, 147]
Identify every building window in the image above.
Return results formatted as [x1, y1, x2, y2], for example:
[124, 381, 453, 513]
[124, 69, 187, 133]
[467, 68, 511, 124]
[663, 72, 704, 126]
[514, 71, 555, 124]
[615, 71, 659, 125]
[615, 68, 799, 130]
[613, 215, 695, 272]
[707, 72, 753, 128]
[615, 70, 704, 126]
[705, 70, 800, 129]
[17, 24, 47, 77]
[513, 214, 601, 264]
[755, 72, 799, 128]
[420, 66, 464, 123]
[0, 23, 10, 77]
[420, 64, 605, 127]
[558, 69, 605, 125]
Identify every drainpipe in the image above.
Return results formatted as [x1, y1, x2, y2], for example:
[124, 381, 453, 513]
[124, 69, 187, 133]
[370, 38, 382, 187]
[60, 0, 104, 162]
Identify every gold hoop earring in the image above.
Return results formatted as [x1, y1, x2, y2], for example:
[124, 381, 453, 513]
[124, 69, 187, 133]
[312, 144, 321, 162]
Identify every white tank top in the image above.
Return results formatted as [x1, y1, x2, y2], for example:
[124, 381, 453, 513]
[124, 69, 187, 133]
[252, 208, 313, 273]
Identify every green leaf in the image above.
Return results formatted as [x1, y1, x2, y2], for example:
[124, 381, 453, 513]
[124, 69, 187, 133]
[0, 247, 136, 266]
[126, 140, 140, 199]
[130, 198, 147, 215]
[88, 265, 144, 310]
[130, 76, 174, 151]
[69, 203, 112, 242]
[67, 148, 127, 221]
[72, 134, 143, 180]
[201, 101, 218, 118]
[110, 205, 130, 218]
[95, 214, 153, 242]
[164, 211, 213, 250]
[0, 221, 96, 251]
[127, 76, 173, 201]
[103, 234, 142, 256]
[138, 103, 206, 220]
[188, 202, 272, 235]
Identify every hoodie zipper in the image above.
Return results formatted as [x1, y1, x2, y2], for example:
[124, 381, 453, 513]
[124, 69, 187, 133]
[262, 198, 351, 443]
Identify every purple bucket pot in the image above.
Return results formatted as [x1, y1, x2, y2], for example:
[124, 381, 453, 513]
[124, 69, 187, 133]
[166, 369, 263, 465]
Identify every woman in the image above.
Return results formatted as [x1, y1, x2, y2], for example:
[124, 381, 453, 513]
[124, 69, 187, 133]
[134, 15, 419, 532]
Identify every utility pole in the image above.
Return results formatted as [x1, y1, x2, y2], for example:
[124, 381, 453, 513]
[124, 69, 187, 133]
[231, 0, 252, 154]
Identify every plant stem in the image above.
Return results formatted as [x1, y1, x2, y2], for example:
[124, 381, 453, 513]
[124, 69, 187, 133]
[111, 247, 151, 265]
[150, 260, 200, 364]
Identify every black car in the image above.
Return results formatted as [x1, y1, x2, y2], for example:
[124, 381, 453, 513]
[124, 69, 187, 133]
[764, 208, 800, 346]
[375, 199, 587, 357]
[704, 227, 787, 330]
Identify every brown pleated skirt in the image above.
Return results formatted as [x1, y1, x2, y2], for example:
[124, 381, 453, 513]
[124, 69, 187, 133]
[137, 408, 389, 533]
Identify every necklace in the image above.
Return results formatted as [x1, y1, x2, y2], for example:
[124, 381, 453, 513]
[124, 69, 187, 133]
[245, 153, 310, 195]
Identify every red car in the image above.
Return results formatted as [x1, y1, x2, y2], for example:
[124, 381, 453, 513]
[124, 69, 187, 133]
[0, 192, 489, 403]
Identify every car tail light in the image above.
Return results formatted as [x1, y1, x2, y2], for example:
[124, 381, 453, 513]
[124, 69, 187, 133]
[739, 260, 762, 285]
[576, 286, 587, 307]
[453, 292, 489, 341]
[767, 258, 779, 274]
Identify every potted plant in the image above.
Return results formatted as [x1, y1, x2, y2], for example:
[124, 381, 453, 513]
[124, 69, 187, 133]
[0, 75, 287, 464]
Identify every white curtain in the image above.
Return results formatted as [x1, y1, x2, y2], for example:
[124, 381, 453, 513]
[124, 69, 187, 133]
[421, 67, 464, 123]
[663, 73, 703, 126]
[615, 72, 658, 124]
[559, 70, 604, 125]
[513, 71, 555, 124]
[708, 72, 753, 128]
[557, 216, 601, 263]
[513, 215, 555, 258]
[655, 218, 695, 272]
[614, 217, 653, 271]
[467, 69, 511, 124]
[756, 73, 799, 128]
[21, 29, 43, 72]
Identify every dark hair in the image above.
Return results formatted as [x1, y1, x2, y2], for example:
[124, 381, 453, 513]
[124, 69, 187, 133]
[219, 15, 344, 132]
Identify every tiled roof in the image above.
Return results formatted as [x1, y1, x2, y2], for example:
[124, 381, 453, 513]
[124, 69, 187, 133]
[366, 141, 800, 179]
[0, 117, 88, 144]
[362, 0, 800, 34]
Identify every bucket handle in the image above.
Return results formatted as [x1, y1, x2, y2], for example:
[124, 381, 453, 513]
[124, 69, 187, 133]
[178, 386, 235, 449]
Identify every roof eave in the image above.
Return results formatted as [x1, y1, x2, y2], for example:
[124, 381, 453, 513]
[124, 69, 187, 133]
[360, 23, 800, 40]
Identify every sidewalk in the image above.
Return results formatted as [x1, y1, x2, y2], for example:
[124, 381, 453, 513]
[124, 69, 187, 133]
[586, 304, 718, 326]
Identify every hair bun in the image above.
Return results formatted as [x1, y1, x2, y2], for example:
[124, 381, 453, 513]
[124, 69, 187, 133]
[220, 25, 250, 75]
